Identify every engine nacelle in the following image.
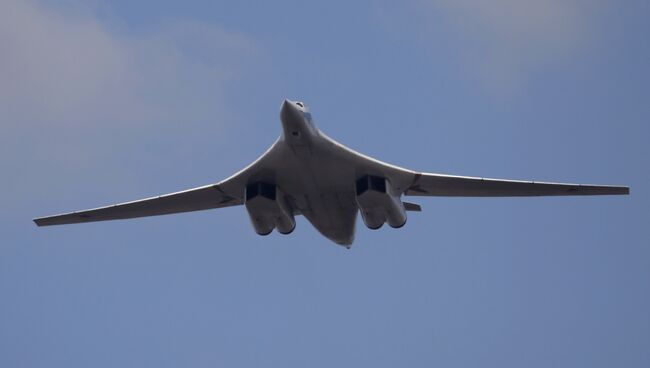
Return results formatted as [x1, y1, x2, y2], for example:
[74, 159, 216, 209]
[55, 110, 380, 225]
[245, 182, 295, 235]
[355, 175, 407, 229]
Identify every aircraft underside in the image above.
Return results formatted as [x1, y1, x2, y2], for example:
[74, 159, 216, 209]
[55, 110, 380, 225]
[33, 99, 629, 247]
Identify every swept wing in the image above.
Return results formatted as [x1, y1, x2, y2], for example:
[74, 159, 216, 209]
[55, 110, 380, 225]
[33, 141, 280, 226]
[404, 173, 629, 197]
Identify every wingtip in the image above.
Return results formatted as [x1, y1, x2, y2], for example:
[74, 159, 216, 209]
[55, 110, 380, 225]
[612, 186, 630, 195]
[33, 218, 47, 227]
[33, 217, 55, 227]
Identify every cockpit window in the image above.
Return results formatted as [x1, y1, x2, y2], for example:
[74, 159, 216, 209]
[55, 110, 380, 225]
[296, 102, 304, 107]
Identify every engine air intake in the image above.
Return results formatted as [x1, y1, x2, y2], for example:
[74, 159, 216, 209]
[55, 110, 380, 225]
[246, 182, 276, 201]
[355, 175, 407, 229]
[356, 175, 386, 195]
[245, 182, 294, 236]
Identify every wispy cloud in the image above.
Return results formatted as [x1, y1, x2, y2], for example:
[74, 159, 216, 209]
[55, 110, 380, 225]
[417, 0, 606, 94]
[0, 0, 259, 208]
[0, 0, 257, 129]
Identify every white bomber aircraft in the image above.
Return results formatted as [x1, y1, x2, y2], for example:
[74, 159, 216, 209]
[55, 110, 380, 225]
[35, 99, 629, 247]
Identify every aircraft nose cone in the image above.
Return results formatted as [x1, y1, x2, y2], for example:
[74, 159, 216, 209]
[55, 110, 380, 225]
[281, 99, 294, 111]
[280, 99, 299, 121]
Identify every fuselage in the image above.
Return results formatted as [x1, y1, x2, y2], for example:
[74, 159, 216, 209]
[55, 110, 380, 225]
[273, 99, 359, 245]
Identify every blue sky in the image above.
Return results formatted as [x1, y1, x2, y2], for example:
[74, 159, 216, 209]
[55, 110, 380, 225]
[1, 0, 648, 367]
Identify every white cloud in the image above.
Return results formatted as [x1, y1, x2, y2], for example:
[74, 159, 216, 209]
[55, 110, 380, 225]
[0, 0, 257, 129]
[0, 0, 260, 208]
[418, 0, 605, 94]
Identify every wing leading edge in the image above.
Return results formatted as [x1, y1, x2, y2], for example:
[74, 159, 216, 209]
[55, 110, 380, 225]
[33, 183, 243, 227]
[405, 173, 629, 197]
[34, 138, 280, 227]
[324, 134, 629, 197]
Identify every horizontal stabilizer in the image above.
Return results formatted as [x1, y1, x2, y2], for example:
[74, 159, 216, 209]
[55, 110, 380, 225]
[403, 202, 422, 212]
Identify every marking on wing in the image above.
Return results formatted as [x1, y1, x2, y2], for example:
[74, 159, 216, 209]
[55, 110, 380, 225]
[407, 173, 428, 194]
[212, 184, 238, 204]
